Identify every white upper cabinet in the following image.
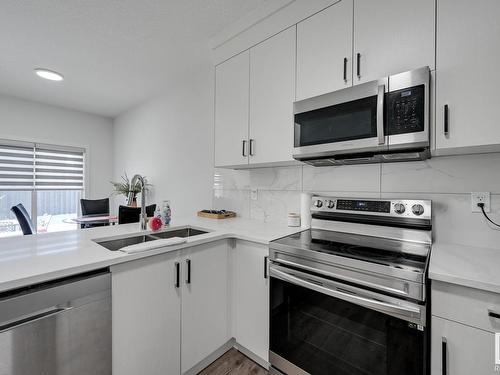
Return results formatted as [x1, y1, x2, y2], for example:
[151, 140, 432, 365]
[181, 240, 230, 373]
[435, 0, 500, 152]
[353, 0, 435, 84]
[296, 0, 353, 101]
[215, 51, 250, 167]
[249, 27, 296, 165]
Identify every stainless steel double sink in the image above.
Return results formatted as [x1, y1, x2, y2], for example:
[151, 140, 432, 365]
[95, 227, 208, 251]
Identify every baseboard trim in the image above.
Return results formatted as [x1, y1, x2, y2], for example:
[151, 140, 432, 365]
[233, 342, 269, 370]
[183, 338, 236, 375]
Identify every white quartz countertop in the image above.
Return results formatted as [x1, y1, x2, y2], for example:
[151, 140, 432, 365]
[429, 242, 500, 293]
[0, 216, 305, 293]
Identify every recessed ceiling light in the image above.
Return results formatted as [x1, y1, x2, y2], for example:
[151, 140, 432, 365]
[34, 68, 64, 81]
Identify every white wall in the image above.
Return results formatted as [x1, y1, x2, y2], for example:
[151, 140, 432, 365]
[214, 153, 500, 249]
[0, 94, 114, 199]
[113, 65, 214, 218]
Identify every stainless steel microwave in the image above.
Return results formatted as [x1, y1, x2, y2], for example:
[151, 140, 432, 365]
[293, 67, 430, 166]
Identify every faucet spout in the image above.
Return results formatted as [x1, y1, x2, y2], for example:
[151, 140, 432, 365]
[129, 174, 147, 230]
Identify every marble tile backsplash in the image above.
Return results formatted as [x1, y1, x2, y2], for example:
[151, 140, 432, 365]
[212, 153, 500, 249]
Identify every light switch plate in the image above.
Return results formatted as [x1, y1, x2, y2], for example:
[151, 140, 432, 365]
[250, 189, 258, 201]
[471, 192, 490, 213]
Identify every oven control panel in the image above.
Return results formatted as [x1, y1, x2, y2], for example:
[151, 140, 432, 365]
[310, 196, 431, 220]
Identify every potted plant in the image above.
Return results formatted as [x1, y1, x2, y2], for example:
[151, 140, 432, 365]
[110, 173, 151, 207]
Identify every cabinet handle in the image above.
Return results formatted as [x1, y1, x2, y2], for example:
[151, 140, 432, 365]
[343, 57, 347, 82]
[444, 104, 449, 136]
[186, 259, 191, 284]
[175, 262, 180, 288]
[488, 309, 500, 319]
[242, 140, 247, 157]
[356, 53, 361, 79]
[249, 139, 255, 156]
[264, 256, 269, 279]
[442, 337, 447, 375]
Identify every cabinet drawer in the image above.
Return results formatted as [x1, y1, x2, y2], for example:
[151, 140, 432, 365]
[432, 281, 500, 332]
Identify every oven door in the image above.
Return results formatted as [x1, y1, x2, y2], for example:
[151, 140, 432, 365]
[293, 78, 388, 161]
[269, 264, 427, 375]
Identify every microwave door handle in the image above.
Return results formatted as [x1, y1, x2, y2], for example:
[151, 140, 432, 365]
[377, 84, 385, 145]
[270, 267, 421, 319]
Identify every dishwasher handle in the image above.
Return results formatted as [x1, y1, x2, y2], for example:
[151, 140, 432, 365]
[0, 306, 73, 333]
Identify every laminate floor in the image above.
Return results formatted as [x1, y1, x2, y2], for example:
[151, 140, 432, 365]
[198, 348, 269, 375]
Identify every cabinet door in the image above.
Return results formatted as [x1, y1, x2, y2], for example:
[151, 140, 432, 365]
[215, 51, 249, 167]
[436, 0, 500, 151]
[296, 0, 353, 100]
[354, 0, 435, 84]
[249, 27, 296, 165]
[234, 241, 269, 361]
[181, 240, 230, 373]
[431, 316, 497, 375]
[112, 253, 181, 375]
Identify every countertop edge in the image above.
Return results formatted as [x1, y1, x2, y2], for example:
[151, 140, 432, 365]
[429, 271, 500, 295]
[0, 220, 300, 293]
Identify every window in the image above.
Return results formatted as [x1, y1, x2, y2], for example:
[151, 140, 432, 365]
[0, 140, 85, 237]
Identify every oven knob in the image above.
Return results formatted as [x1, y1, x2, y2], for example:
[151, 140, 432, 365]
[313, 200, 323, 208]
[394, 203, 406, 214]
[326, 200, 335, 209]
[412, 204, 425, 216]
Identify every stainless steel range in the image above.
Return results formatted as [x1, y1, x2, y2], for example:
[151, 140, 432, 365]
[268, 196, 432, 375]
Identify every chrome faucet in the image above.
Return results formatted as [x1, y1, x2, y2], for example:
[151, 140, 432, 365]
[127, 174, 147, 230]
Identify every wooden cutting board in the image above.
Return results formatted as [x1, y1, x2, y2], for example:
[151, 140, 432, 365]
[197, 211, 236, 219]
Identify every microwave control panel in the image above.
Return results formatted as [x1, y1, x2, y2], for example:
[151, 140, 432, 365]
[386, 84, 425, 135]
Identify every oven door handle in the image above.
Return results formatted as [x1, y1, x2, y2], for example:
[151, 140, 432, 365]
[272, 258, 410, 297]
[377, 84, 385, 145]
[270, 267, 421, 319]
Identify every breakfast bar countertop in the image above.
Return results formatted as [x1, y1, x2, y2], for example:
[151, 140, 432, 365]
[0, 216, 305, 293]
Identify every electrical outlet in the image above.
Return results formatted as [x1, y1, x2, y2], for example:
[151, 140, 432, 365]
[250, 189, 258, 201]
[471, 192, 491, 213]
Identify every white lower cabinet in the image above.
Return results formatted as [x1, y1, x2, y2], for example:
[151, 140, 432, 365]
[181, 240, 230, 373]
[233, 240, 269, 361]
[431, 281, 500, 375]
[112, 251, 182, 375]
[112, 240, 230, 375]
[431, 316, 496, 375]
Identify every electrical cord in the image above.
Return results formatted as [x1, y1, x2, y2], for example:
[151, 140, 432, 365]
[478, 202, 500, 228]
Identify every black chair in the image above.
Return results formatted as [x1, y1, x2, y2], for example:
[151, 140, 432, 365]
[80, 198, 110, 228]
[80, 198, 109, 216]
[146, 204, 156, 217]
[11, 203, 36, 235]
[119, 204, 157, 225]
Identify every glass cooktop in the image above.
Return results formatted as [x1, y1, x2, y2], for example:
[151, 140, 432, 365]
[272, 229, 427, 274]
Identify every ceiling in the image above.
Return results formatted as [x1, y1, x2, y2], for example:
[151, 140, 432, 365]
[0, 0, 268, 117]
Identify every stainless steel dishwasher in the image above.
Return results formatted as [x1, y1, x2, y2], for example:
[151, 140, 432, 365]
[0, 270, 111, 375]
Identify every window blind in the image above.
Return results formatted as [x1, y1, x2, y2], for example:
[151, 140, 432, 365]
[35, 146, 85, 190]
[0, 143, 34, 190]
[0, 140, 85, 191]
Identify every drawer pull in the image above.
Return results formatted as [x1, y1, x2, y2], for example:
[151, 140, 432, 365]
[488, 309, 500, 319]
